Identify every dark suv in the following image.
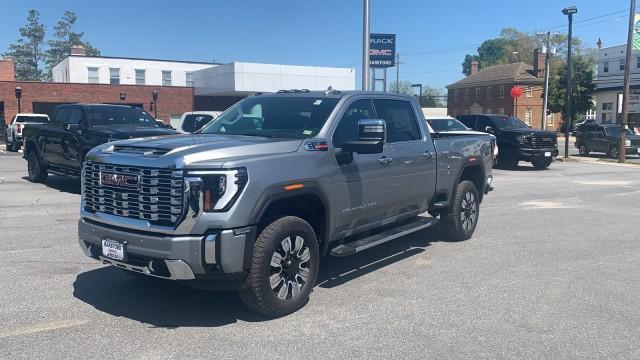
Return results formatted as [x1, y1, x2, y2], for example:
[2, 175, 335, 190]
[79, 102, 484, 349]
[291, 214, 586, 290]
[457, 114, 558, 169]
[574, 123, 640, 158]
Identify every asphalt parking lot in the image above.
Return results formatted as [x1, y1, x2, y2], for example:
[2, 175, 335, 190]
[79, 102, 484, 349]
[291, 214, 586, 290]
[1, 152, 639, 359]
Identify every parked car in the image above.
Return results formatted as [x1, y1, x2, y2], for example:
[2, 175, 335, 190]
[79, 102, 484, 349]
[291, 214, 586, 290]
[425, 116, 498, 164]
[574, 123, 640, 158]
[173, 111, 222, 133]
[5, 113, 50, 152]
[76, 90, 494, 317]
[457, 114, 558, 169]
[22, 104, 177, 181]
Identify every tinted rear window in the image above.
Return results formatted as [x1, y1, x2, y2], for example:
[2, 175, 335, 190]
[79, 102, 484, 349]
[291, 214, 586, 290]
[16, 116, 49, 123]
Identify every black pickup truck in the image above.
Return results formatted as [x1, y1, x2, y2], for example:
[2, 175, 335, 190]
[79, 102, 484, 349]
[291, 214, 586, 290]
[22, 104, 177, 182]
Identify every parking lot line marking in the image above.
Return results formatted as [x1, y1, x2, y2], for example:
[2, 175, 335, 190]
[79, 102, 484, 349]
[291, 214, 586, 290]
[0, 319, 89, 339]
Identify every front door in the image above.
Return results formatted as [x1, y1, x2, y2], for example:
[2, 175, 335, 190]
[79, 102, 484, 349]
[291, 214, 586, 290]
[329, 98, 396, 238]
[60, 107, 84, 170]
[374, 98, 436, 215]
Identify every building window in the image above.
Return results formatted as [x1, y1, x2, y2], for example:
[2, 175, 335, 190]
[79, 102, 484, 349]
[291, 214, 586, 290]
[525, 86, 533, 97]
[109, 68, 120, 85]
[524, 108, 532, 125]
[546, 113, 555, 125]
[601, 102, 614, 123]
[602, 102, 613, 111]
[499, 85, 505, 98]
[498, 107, 505, 115]
[620, 59, 626, 71]
[186, 72, 194, 87]
[135, 69, 145, 85]
[454, 89, 459, 101]
[475, 87, 480, 99]
[162, 70, 172, 86]
[464, 88, 470, 101]
[486, 86, 492, 99]
[603, 61, 609, 73]
[87, 67, 99, 83]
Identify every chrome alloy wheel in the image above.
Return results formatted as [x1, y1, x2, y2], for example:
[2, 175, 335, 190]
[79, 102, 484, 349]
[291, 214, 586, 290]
[460, 191, 477, 231]
[269, 235, 311, 300]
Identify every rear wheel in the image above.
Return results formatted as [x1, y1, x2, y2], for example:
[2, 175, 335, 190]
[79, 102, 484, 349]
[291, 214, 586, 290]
[239, 216, 319, 317]
[27, 151, 48, 183]
[532, 158, 552, 169]
[440, 180, 480, 241]
[608, 144, 619, 159]
[497, 147, 518, 169]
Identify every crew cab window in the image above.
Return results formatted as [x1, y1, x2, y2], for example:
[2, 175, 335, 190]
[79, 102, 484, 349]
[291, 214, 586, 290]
[476, 116, 494, 132]
[373, 99, 421, 143]
[53, 108, 71, 128]
[332, 99, 374, 148]
[457, 115, 476, 129]
[69, 108, 83, 124]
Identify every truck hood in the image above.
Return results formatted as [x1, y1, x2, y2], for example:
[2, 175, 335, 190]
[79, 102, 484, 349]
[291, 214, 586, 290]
[88, 125, 178, 139]
[499, 128, 557, 137]
[92, 134, 303, 168]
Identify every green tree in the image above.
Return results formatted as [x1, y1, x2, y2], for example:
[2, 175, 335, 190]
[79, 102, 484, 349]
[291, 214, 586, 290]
[547, 54, 596, 129]
[2, 9, 46, 81]
[46, 10, 100, 77]
[389, 80, 414, 95]
[421, 86, 446, 107]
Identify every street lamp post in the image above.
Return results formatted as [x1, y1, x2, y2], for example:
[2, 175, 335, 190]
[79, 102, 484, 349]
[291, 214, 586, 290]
[412, 83, 423, 107]
[562, 6, 577, 159]
[15, 86, 22, 114]
[152, 90, 159, 119]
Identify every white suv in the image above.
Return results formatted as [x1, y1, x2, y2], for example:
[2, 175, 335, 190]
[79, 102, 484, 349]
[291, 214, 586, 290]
[172, 111, 221, 133]
[5, 113, 50, 152]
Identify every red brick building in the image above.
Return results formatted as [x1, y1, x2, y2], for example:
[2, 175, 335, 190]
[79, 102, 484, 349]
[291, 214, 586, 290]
[447, 50, 561, 131]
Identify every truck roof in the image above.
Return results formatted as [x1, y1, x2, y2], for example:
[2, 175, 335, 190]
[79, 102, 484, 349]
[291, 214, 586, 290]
[258, 90, 415, 100]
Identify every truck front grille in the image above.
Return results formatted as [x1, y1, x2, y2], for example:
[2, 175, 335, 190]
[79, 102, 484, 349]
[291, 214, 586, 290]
[82, 161, 184, 227]
[526, 136, 557, 149]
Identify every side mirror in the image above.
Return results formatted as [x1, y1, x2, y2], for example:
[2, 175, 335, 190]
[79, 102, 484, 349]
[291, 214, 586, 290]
[341, 119, 386, 154]
[65, 123, 80, 131]
[484, 126, 495, 134]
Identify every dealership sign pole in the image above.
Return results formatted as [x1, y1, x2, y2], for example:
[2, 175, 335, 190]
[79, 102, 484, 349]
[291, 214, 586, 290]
[362, 0, 370, 91]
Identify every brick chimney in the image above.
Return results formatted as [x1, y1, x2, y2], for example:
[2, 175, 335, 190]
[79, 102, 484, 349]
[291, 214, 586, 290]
[470, 60, 479, 76]
[70, 45, 86, 56]
[0, 58, 15, 81]
[533, 48, 546, 78]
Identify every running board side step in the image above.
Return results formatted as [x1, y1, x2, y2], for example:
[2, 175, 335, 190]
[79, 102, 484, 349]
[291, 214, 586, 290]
[329, 215, 439, 257]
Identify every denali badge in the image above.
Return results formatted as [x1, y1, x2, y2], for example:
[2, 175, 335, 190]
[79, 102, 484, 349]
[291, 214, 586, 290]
[100, 172, 139, 188]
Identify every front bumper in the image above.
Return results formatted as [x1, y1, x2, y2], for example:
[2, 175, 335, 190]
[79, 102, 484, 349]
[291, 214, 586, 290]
[78, 218, 255, 282]
[519, 147, 559, 160]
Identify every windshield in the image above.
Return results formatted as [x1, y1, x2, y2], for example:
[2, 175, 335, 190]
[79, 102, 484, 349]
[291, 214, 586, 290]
[16, 116, 49, 124]
[427, 118, 469, 132]
[199, 96, 339, 139]
[491, 116, 529, 130]
[606, 127, 634, 136]
[85, 106, 160, 128]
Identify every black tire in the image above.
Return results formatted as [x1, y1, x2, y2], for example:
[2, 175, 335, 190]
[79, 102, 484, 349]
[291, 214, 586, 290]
[577, 143, 589, 156]
[497, 147, 518, 170]
[239, 216, 319, 318]
[440, 181, 480, 241]
[6, 136, 17, 152]
[27, 150, 48, 183]
[608, 144, 619, 159]
[532, 157, 553, 169]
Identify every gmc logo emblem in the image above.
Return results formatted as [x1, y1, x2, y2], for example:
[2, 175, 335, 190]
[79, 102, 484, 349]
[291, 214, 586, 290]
[100, 172, 139, 188]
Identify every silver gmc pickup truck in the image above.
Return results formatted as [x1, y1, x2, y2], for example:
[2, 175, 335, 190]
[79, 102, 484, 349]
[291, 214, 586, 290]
[78, 90, 494, 317]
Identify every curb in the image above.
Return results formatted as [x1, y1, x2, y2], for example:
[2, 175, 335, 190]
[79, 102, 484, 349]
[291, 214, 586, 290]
[557, 156, 640, 168]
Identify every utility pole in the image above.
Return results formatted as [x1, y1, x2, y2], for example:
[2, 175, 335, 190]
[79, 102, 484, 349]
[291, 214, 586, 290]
[396, 52, 400, 93]
[619, 0, 636, 163]
[562, 6, 577, 158]
[540, 31, 552, 131]
[362, 0, 370, 91]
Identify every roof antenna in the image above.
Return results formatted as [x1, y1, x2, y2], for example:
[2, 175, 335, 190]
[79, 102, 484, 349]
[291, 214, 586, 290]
[325, 86, 333, 95]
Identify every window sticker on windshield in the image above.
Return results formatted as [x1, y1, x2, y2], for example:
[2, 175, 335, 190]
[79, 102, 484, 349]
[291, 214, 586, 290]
[303, 130, 313, 135]
[313, 99, 322, 106]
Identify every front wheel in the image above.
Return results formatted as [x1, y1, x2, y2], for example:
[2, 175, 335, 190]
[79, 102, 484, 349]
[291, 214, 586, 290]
[608, 144, 619, 159]
[440, 180, 480, 241]
[239, 216, 319, 318]
[532, 157, 553, 169]
[27, 151, 48, 183]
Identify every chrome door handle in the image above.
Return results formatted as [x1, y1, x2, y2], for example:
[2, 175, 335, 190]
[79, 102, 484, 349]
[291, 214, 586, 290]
[377, 156, 393, 165]
[423, 150, 433, 160]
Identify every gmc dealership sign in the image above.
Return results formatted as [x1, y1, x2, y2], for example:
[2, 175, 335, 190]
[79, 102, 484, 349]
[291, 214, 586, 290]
[370, 33, 396, 68]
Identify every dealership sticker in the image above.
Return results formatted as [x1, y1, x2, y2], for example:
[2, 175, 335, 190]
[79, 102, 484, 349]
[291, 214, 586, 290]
[303, 130, 313, 135]
[313, 99, 322, 106]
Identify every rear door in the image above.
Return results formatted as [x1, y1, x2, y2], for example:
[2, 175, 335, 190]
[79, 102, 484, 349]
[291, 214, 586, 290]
[329, 98, 396, 237]
[44, 107, 72, 166]
[373, 98, 436, 215]
[591, 126, 607, 152]
[60, 107, 85, 170]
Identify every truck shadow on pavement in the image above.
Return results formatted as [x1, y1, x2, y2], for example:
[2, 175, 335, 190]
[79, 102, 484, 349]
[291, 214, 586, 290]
[22, 175, 81, 195]
[73, 225, 456, 327]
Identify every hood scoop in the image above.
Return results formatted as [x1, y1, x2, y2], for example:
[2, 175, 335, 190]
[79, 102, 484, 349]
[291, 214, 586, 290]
[112, 145, 170, 157]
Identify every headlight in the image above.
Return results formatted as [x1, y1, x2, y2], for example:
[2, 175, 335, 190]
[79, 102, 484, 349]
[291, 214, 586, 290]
[187, 169, 247, 212]
[625, 139, 631, 147]
[516, 135, 526, 144]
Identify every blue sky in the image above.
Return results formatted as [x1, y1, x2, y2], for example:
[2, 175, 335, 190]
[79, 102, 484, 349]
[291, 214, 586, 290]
[0, 0, 632, 91]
